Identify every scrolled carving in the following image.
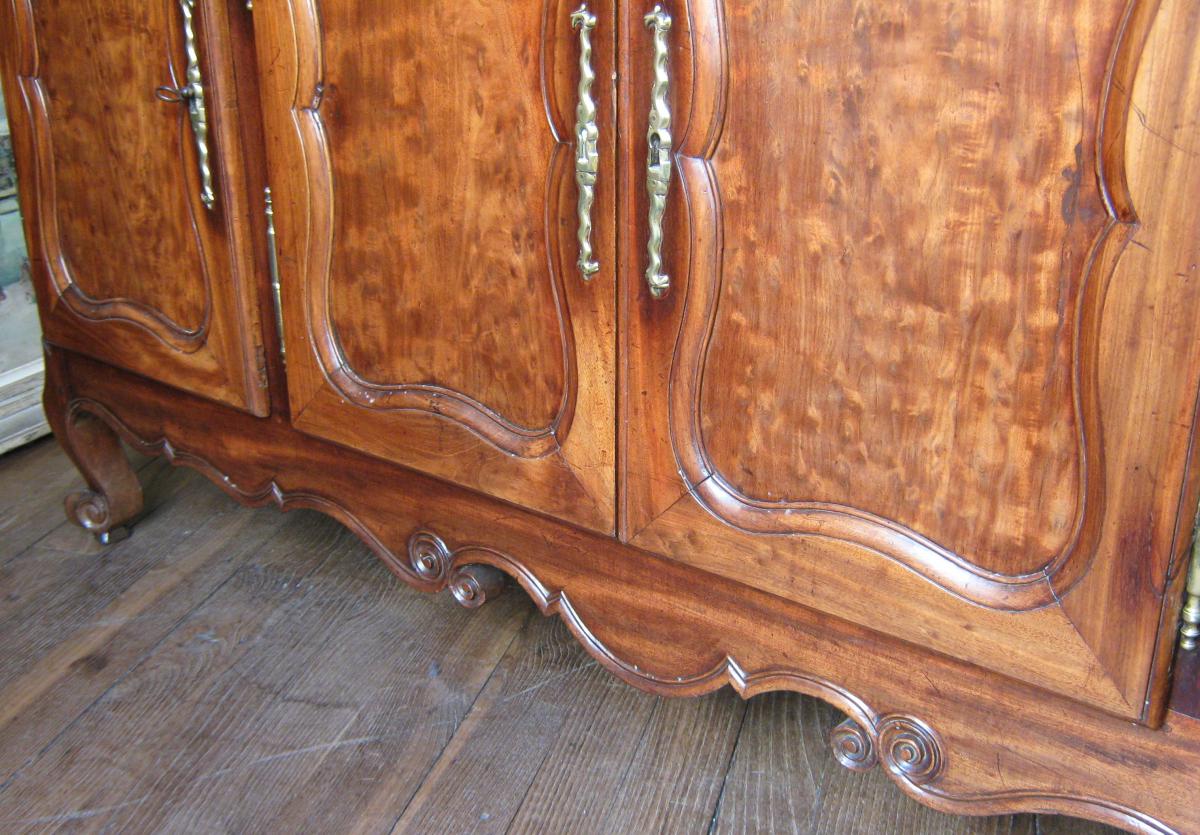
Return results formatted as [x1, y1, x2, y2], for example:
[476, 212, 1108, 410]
[830, 717, 877, 772]
[44, 366, 143, 544]
[65, 489, 114, 533]
[449, 564, 508, 609]
[877, 715, 945, 786]
[408, 530, 452, 582]
[407, 531, 507, 608]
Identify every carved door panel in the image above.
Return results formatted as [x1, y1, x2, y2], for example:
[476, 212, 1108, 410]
[0, 0, 268, 415]
[621, 0, 1200, 722]
[252, 1, 617, 533]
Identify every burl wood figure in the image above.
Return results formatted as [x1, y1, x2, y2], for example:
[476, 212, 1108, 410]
[2, 0, 1199, 831]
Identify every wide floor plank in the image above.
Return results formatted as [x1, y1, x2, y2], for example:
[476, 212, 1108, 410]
[0, 464, 285, 784]
[0, 512, 528, 833]
[710, 691, 838, 835]
[393, 614, 603, 834]
[594, 691, 745, 834]
[396, 615, 747, 835]
[0, 437, 151, 563]
[0, 437, 77, 559]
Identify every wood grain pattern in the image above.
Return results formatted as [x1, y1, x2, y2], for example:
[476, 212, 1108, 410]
[26, 0, 209, 335]
[0, 0, 268, 414]
[0, 459, 284, 785]
[322, 0, 566, 433]
[700, 0, 1119, 579]
[663, 0, 1148, 604]
[47, 352, 1199, 834]
[7, 1, 1200, 830]
[1066, 0, 1200, 728]
[251, 0, 617, 531]
[621, 0, 1200, 721]
[0, 515, 528, 832]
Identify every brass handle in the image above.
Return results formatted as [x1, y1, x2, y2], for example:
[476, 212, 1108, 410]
[1182, 536, 1200, 651]
[160, 0, 216, 210]
[643, 4, 672, 298]
[264, 187, 286, 361]
[571, 4, 600, 280]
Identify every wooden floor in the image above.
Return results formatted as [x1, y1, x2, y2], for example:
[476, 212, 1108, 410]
[0, 437, 1119, 835]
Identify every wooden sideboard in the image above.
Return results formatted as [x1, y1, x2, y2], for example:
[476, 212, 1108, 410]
[2, 1, 1199, 830]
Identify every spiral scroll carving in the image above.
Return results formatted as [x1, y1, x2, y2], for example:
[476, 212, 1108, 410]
[878, 715, 944, 786]
[450, 571, 484, 607]
[827, 713, 944, 788]
[408, 530, 452, 582]
[449, 564, 507, 610]
[407, 531, 508, 609]
[830, 717, 878, 772]
[65, 489, 113, 532]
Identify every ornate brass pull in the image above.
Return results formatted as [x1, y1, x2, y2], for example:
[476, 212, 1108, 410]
[571, 4, 600, 280]
[159, 0, 216, 210]
[643, 4, 672, 298]
[1182, 531, 1200, 651]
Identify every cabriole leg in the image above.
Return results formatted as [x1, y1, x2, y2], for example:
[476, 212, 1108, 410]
[42, 346, 143, 544]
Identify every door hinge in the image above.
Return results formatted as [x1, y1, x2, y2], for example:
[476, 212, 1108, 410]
[1182, 526, 1200, 651]
[264, 186, 286, 365]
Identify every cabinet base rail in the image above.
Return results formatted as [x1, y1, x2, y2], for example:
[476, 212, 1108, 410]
[45, 347, 1200, 835]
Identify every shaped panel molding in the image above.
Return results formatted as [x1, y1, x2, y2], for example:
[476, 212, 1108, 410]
[283, 0, 575, 457]
[667, 0, 1161, 610]
[10, 0, 217, 349]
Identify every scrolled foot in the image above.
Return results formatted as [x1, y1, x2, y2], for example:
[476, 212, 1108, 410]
[44, 347, 144, 543]
[65, 489, 126, 536]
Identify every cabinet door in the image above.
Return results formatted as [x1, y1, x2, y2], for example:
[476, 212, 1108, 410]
[0, 0, 267, 415]
[253, 1, 617, 533]
[622, 0, 1200, 721]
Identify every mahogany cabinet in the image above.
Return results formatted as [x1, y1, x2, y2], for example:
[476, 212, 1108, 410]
[2, 1, 1200, 831]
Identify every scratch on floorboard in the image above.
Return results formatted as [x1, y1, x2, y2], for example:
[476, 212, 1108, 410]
[0, 794, 152, 826]
[498, 661, 596, 703]
[190, 733, 393, 784]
